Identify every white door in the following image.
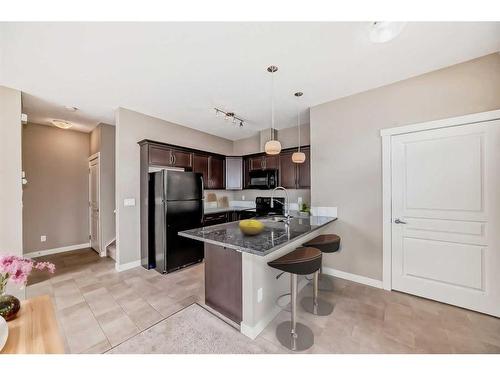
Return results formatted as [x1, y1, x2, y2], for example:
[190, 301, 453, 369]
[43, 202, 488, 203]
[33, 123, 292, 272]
[89, 157, 100, 253]
[391, 120, 500, 317]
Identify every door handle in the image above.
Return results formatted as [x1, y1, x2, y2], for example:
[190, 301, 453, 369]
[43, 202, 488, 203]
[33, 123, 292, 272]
[394, 218, 407, 224]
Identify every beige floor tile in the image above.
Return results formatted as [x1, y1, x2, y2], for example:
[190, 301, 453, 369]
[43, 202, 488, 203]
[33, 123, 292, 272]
[94, 306, 140, 347]
[115, 294, 164, 330]
[58, 301, 108, 353]
[53, 279, 86, 310]
[84, 287, 122, 316]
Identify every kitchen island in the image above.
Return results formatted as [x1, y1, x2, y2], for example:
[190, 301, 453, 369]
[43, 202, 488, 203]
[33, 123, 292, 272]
[179, 215, 337, 339]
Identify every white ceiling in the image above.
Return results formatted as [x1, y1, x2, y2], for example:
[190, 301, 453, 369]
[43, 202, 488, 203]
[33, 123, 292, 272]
[1, 22, 499, 139]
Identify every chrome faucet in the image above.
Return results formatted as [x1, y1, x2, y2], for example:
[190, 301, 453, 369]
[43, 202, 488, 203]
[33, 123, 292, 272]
[271, 186, 290, 223]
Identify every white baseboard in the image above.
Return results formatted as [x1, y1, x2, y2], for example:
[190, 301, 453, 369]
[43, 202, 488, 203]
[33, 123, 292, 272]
[115, 260, 141, 272]
[322, 266, 383, 289]
[240, 277, 309, 340]
[24, 243, 90, 259]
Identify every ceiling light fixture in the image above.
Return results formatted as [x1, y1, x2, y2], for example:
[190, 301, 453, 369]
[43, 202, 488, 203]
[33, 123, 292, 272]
[292, 92, 306, 164]
[214, 108, 245, 127]
[64, 105, 78, 112]
[369, 22, 406, 43]
[52, 119, 73, 129]
[264, 65, 282, 155]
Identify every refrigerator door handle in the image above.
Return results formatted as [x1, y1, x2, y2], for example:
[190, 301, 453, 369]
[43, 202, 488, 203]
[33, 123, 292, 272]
[200, 174, 205, 224]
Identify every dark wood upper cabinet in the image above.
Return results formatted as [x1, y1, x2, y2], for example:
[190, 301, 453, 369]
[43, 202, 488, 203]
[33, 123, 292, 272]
[208, 156, 225, 189]
[297, 148, 311, 188]
[172, 149, 193, 169]
[243, 158, 250, 189]
[279, 151, 297, 189]
[264, 155, 278, 170]
[193, 154, 209, 187]
[140, 139, 309, 193]
[249, 156, 264, 171]
[277, 147, 310, 189]
[149, 146, 172, 166]
[248, 155, 278, 171]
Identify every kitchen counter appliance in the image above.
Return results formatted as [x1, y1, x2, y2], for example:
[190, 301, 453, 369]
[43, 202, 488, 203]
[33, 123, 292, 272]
[150, 170, 204, 273]
[248, 170, 278, 190]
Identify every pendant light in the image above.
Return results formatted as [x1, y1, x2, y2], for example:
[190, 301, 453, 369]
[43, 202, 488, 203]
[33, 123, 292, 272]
[264, 65, 282, 155]
[292, 92, 306, 163]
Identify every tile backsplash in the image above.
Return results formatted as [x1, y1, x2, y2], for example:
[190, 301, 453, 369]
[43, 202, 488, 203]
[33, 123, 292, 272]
[204, 189, 311, 208]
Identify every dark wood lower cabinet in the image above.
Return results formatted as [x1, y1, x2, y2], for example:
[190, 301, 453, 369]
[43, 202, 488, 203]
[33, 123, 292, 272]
[204, 243, 242, 323]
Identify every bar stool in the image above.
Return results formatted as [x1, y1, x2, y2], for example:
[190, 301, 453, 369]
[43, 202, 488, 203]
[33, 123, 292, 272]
[302, 234, 341, 292]
[268, 247, 322, 351]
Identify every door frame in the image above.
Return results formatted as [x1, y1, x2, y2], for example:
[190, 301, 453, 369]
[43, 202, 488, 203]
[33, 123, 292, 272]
[380, 109, 500, 291]
[88, 152, 104, 256]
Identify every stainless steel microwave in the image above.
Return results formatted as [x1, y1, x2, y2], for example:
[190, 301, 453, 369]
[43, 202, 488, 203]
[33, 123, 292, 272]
[248, 170, 278, 190]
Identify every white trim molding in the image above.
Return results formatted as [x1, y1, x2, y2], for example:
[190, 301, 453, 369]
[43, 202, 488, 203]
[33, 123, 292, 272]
[24, 243, 89, 259]
[380, 109, 500, 137]
[115, 260, 141, 272]
[380, 109, 500, 291]
[241, 278, 309, 340]
[322, 267, 383, 289]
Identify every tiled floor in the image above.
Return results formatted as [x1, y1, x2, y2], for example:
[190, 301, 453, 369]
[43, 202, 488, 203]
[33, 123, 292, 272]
[27, 248, 500, 354]
[27, 248, 203, 353]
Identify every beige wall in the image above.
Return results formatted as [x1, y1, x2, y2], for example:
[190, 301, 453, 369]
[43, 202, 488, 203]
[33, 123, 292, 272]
[0, 86, 23, 298]
[310, 53, 500, 281]
[89, 125, 101, 155]
[22, 123, 90, 253]
[115, 107, 234, 265]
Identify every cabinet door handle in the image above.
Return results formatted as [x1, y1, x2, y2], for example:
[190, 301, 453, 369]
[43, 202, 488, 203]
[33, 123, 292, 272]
[173, 154, 176, 165]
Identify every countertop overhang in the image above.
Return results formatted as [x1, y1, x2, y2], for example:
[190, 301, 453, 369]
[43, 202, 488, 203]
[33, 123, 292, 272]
[179, 216, 337, 256]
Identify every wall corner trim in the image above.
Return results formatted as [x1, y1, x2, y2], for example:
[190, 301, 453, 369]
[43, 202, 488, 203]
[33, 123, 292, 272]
[322, 266, 383, 289]
[240, 278, 308, 340]
[115, 260, 141, 272]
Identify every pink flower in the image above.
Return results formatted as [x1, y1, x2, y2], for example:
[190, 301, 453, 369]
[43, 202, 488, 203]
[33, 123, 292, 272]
[0, 254, 55, 291]
[35, 261, 56, 274]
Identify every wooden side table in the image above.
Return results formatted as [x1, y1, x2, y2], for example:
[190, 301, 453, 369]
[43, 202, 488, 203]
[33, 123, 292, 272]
[1, 295, 65, 354]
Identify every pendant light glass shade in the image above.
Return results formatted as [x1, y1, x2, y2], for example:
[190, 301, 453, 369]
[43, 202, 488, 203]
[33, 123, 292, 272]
[292, 91, 306, 163]
[265, 140, 282, 155]
[292, 151, 306, 163]
[265, 65, 282, 155]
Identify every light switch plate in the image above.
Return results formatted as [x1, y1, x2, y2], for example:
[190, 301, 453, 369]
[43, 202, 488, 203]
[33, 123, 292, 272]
[40, 235, 46, 242]
[257, 287, 263, 303]
[124, 198, 136, 207]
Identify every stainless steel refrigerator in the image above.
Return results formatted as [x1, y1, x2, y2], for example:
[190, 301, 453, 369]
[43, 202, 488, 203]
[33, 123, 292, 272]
[150, 170, 204, 273]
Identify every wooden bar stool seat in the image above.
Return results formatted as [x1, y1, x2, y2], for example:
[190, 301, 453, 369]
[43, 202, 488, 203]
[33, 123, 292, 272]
[302, 234, 341, 292]
[303, 234, 340, 253]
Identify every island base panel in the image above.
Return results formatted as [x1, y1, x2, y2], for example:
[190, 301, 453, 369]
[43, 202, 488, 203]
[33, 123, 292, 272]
[204, 243, 242, 324]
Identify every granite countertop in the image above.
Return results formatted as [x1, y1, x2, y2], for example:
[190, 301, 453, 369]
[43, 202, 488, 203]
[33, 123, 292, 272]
[204, 206, 255, 214]
[178, 216, 337, 256]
